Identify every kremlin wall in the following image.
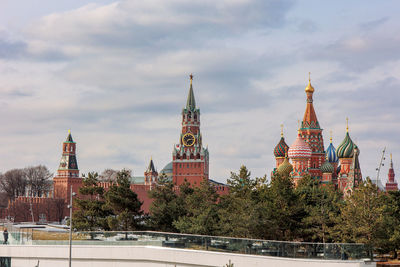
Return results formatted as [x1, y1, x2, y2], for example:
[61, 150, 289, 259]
[0, 75, 398, 223]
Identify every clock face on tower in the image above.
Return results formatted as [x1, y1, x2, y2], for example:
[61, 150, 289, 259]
[182, 133, 195, 147]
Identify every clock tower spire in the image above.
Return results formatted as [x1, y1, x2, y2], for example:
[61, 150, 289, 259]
[172, 74, 209, 186]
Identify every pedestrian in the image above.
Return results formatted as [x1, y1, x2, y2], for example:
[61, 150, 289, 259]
[3, 228, 8, 244]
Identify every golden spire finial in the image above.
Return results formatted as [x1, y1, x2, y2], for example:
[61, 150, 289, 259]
[390, 153, 392, 161]
[297, 120, 301, 134]
[190, 73, 193, 86]
[280, 124, 284, 137]
[68, 129, 71, 134]
[330, 130, 333, 143]
[346, 117, 349, 132]
[305, 72, 314, 93]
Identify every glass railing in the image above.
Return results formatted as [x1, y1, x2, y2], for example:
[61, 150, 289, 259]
[1, 229, 368, 261]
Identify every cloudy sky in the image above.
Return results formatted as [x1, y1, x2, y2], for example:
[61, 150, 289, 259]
[0, 0, 399, 184]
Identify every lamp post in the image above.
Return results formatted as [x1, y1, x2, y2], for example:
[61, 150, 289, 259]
[67, 185, 76, 267]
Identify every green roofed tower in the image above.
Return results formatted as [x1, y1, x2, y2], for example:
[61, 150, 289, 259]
[186, 74, 196, 111]
[53, 130, 83, 203]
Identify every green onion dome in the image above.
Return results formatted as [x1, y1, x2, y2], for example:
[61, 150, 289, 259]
[274, 137, 289, 158]
[336, 132, 355, 158]
[277, 156, 293, 176]
[320, 160, 334, 173]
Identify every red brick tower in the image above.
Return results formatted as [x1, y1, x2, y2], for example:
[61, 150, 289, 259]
[172, 74, 209, 186]
[53, 130, 82, 203]
[299, 74, 325, 179]
[144, 157, 158, 186]
[385, 154, 398, 191]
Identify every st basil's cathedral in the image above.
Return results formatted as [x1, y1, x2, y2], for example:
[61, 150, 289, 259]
[273, 75, 388, 195]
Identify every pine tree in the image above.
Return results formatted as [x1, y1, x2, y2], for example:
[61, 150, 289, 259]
[174, 180, 219, 235]
[217, 166, 260, 238]
[377, 191, 400, 258]
[259, 172, 304, 241]
[148, 174, 186, 232]
[105, 169, 143, 238]
[339, 178, 386, 259]
[73, 172, 111, 233]
[296, 175, 342, 242]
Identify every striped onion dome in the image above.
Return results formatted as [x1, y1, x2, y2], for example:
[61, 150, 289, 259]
[288, 133, 312, 159]
[336, 132, 356, 158]
[274, 137, 289, 158]
[321, 160, 334, 173]
[277, 156, 293, 176]
[326, 140, 338, 163]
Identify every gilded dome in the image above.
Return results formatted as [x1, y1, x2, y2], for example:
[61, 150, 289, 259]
[321, 160, 334, 174]
[305, 79, 314, 93]
[274, 137, 289, 158]
[277, 156, 293, 176]
[336, 132, 355, 158]
[288, 134, 312, 159]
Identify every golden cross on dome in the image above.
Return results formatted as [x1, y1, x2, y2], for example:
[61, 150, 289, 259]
[330, 130, 333, 143]
[68, 129, 71, 134]
[297, 120, 301, 134]
[308, 72, 311, 82]
[280, 124, 284, 137]
[346, 117, 349, 132]
[190, 73, 193, 85]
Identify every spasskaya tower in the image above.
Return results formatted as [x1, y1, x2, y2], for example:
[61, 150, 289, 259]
[172, 74, 209, 186]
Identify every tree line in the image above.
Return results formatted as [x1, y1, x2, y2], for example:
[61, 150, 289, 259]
[72, 166, 400, 258]
[0, 165, 53, 206]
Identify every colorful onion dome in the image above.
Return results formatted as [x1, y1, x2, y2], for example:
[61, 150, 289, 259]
[277, 155, 293, 176]
[288, 133, 312, 159]
[321, 160, 334, 173]
[326, 137, 338, 163]
[336, 131, 355, 158]
[274, 137, 289, 158]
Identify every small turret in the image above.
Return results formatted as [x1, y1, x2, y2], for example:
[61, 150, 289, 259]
[145, 157, 158, 186]
[274, 124, 290, 168]
[277, 154, 293, 177]
[385, 154, 398, 191]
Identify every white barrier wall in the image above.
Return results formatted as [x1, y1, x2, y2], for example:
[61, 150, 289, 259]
[0, 245, 376, 267]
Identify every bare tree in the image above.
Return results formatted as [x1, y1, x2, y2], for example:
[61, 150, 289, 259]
[99, 169, 118, 182]
[53, 198, 66, 223]
[24, 165, 53, 197]
[0, 169, 27, 201]
[8, 201, 30, 222]
[0, 192, 7, 207]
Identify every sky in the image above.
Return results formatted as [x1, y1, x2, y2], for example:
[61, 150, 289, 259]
[0, 0, 399, 184]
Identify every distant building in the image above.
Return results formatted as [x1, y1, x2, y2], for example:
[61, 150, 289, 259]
[385, 154, 398, 191]
[273, 75, 363, 193]
[0, 75, 227, 222]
